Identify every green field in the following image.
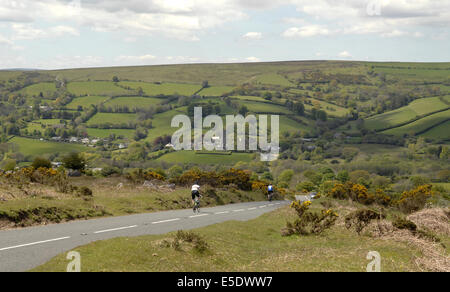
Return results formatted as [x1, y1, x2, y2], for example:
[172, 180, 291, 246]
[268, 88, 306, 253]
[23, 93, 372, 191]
[254, 73, 294, 87]
[304, 98, 350, 117]
[9, 137, 86, 157]
[17, 82, 57, 97]
[25, 119, 67, 134]
[383, 109, 450, 136]
[67, 81, 133, 96]
[197, 86, 235, 96]
[279, 116, 313, 134]
[156, 150, 254, 164]
[66, 96, 110, 109]
[366, 96, 450, 131]
[86, 128, 135, 139]
[231, 95, 267, 102]
[372, 64, 450, 83]
[419, 120, 450, 141]
[144, 107, 188, 141]
[119, 81, 201, 96]
[236, 100, 292, 114]
[103, 96, 163, 109]
[86, 113, 138, 127]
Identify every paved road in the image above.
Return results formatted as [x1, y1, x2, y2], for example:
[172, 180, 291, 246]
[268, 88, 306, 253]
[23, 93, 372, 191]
[0, 200, 288, 272]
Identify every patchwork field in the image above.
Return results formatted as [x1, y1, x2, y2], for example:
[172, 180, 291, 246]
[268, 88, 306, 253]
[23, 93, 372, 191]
[17, 82, 57, 97]
[366, 96, 450, 131]
[86, 113, 138, 127]
[119, 81, 201, 96]
[236, 100, 292, 114]
[103, 96, 163, 109]
[145, 107, 188, 141]
[371, 64, 450, 83]
[67, 81, 133, 96]
[304, 98, 350, 117]
[419, 120, 450, 141]
[66, 96, 111, 109]
[197, 86, 235, 97]
[9, 137, 87, 157]
[156, 150, 254, 165]
[86, 128, 135, 139]
[25, 119, 67, 134]
[254, 73, 294, 87]
[382, 109, 450, 136]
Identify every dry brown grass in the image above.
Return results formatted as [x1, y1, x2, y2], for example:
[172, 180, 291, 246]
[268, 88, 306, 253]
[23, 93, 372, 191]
[365, 209, 450, 272]
[407, 208, 450, 236]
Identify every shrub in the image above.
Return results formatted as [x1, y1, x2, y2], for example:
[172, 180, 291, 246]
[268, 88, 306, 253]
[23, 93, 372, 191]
[78, 186, 93, 197]
[1, 159, 16, 171]
[392, 217, 417, 231]
[174, 230, 209, 254]
[296, 181, 315, 192]
[32, 157, 52, 169]
[62, 152, 86, 171]
[328, 182, 391, 206]
[126, 169, 165, 183]
[278, 169, 294, 184]
[252, 181, 268, 192]
[396, 184, 434, 214]
[282, 200, 338, 236]
[101, 166, 121, 177]
[345, 209, 385, 235]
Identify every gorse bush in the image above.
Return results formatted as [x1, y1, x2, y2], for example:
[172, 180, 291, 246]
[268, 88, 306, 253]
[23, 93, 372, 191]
[282, 200, 338, 236]
[328, 182, 391, 206]
[176, 168, 252, 190]
[396, 184, 434, 214]
[126, 168, 165, 183]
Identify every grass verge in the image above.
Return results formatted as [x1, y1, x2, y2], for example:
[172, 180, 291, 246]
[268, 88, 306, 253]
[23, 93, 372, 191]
[31, 200, 431, 272]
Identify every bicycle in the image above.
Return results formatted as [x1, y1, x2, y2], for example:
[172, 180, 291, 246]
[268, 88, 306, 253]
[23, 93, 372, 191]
[193, 196, 201, 213]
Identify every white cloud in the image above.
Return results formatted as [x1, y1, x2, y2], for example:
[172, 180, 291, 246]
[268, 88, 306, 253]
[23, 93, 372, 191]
[0, 0, 249, 41]
[11, 24, 79, 40]
[242, 32, 262, 40]
[245, 56, 260, 62]
[0, 34, 13, 45]
[282, 25, 330, 38]
[115, 54, 157, 65]
[288, 0, 450, 38]
[338, 51, 352, 58]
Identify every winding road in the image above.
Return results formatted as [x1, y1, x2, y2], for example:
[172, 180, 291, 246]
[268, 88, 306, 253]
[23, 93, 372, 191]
[0, 200, 288, 272]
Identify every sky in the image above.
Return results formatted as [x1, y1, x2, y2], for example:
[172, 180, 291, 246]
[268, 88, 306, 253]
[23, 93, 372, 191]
[0, 0, 449, 69]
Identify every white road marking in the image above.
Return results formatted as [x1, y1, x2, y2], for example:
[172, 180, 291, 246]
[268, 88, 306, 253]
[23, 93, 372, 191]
[215, 211, 229, 215]
[152, 218, 180, 224]
[93, 225, 137, 234]
[0, 236, 71, 252]
[189, 214, 209, 218]
[248, 207, 257, 210]
[259, 205, 267, 208]
[233, 209, 245, 212]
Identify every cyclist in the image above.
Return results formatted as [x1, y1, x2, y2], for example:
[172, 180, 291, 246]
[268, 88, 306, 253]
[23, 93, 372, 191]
[267, 184, 274, 202]
[191, 182, 201, 213]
